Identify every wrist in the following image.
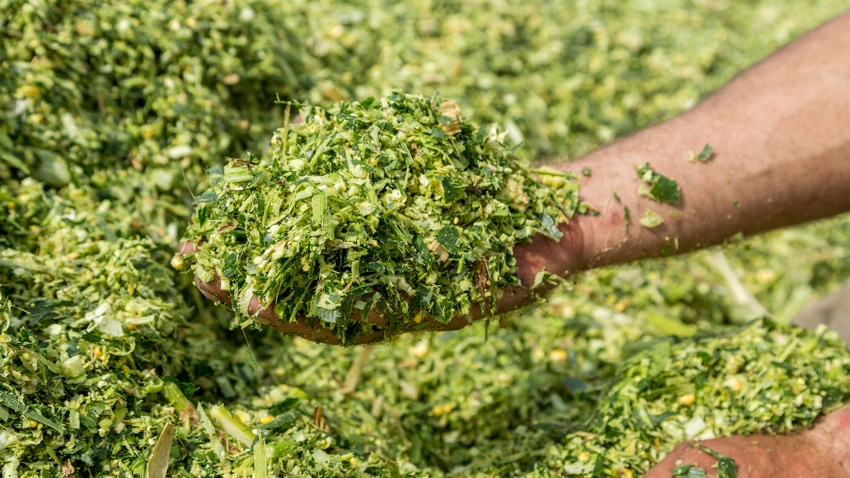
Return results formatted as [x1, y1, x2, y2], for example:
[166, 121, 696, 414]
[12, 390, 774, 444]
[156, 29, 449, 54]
[511, 212, 590, 287]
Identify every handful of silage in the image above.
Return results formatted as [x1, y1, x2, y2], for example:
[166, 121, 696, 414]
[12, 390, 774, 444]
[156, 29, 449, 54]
[185, 93, 584, 343]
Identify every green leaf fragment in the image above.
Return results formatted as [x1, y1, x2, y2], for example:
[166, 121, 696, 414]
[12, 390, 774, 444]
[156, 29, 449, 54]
[717, 458, 738, 478]
[0, 390, 65, 433]
[650, 176, 681, 204]
[435, 225, 462, 256]
[690, 144, 714, 162]
[636, 163, 681, 205]
[539, 212, 564, 240]
[258, 410, 301, 431]
[697, 445, 738, 478]
[673, 464, 708, 478]
[242, 329, 263, 373]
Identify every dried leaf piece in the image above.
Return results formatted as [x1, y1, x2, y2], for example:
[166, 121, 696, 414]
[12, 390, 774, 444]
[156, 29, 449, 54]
[439, 99, 462, 136]
[61, 461, 75, 478]
[314, 404, 330, 433]
[146, 423, 174, 478]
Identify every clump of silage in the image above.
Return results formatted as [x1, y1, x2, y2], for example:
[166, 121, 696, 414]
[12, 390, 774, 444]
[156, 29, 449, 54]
[184, 93, 585, 344]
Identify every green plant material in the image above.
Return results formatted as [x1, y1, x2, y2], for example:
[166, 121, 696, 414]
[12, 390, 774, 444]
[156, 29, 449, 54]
[0, 390, 64, 433]
[637, 163, 681, 205]
[254, 435, 270, 478]
[552, 320, 850, 476]
[690, 144, 715, 163]
[640, 209, 665, 228]
[647, 312, 697, 337]
[0, 0, 307, 185]
[211, 405, 256, 447]
[696, 445, 737, 478]
[673, 464, 708, 478]
[162, 380, 196, 414]
[185, 92, 584, 343]
[146, 423, 175, 478]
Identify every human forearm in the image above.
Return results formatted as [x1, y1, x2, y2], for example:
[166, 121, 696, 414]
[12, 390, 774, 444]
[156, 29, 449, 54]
[546, 11, 850, 273]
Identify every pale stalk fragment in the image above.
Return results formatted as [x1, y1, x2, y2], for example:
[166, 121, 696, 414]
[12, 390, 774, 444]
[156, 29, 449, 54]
[146, 423, 174, 478]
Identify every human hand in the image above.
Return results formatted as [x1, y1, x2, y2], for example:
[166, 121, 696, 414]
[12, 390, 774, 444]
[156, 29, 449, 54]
[643, 404, 850, 477]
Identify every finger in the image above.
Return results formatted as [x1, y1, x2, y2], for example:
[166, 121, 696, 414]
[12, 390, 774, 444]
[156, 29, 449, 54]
[178, 241, 197, 256]
[195, 274, 231, 305]
[416, 314, 473, 333]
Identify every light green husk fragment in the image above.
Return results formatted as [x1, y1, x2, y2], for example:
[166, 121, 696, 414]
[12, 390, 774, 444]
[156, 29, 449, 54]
[640, 209, 665, 228]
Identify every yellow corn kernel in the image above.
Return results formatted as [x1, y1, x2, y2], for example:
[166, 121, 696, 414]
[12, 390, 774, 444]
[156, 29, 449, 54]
[724, 377, 744, 392]
[550, 349, 568, 362]
[409, 340, 429, 358]
[678, 393, 696, 406]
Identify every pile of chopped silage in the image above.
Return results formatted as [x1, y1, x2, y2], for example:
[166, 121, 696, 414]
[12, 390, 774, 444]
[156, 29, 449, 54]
[2, 0, 850, 476]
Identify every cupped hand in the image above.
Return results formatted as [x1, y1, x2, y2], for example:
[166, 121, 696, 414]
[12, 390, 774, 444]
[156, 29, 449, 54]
[178, 217, 588, 345]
